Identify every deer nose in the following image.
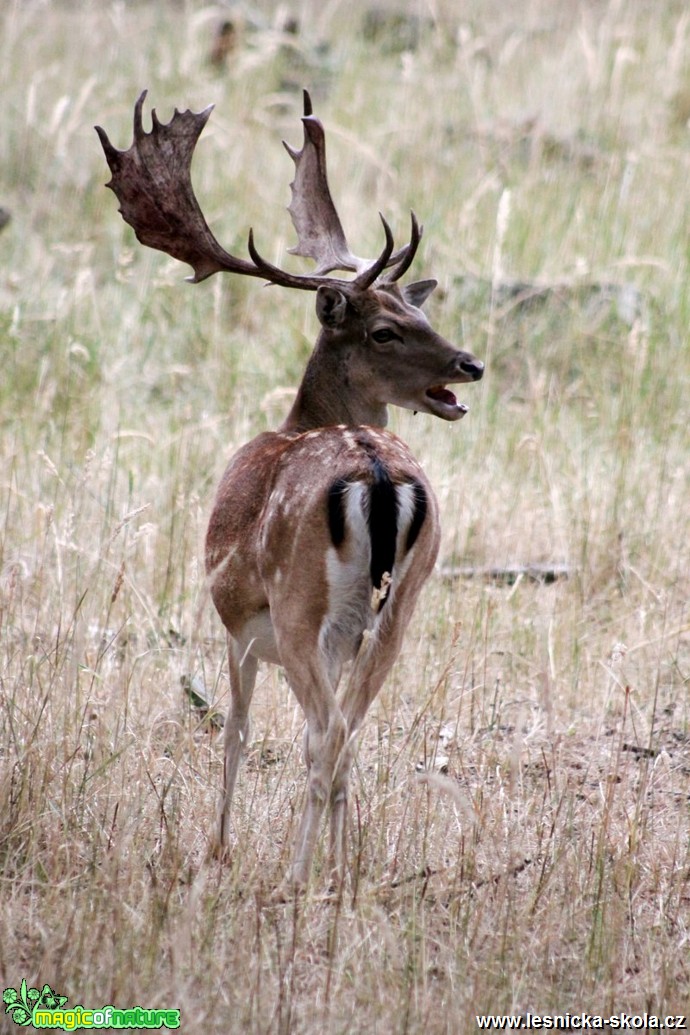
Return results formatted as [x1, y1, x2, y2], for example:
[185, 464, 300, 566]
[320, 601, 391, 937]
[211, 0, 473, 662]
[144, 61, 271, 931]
[458, 356, 484, 381]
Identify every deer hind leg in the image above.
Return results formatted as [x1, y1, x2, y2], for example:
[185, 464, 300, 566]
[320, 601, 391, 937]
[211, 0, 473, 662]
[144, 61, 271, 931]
[327, 653, 393, 883]
[218, 634, 258, 853]
[323, 616, 409, 886]
[294, 710, 348, 887]
[281, 651, 347, 887]
[295, 655, 352, 887]
[326, 670, 390, 887]
[328, 736, 356, 886]
[328, 603, 418, 879]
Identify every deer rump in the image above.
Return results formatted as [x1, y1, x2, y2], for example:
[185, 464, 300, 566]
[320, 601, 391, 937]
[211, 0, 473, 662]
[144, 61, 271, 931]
[319, 456, 429, 662]
[327, 457, 428, 614]
[221, 426, 436, 671]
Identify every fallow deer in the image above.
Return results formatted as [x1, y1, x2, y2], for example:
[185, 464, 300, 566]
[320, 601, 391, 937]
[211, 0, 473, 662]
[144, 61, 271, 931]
[96, 91, 483, 887]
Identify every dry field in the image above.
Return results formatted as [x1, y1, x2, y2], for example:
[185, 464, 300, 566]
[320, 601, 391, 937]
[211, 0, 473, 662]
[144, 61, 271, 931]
[1, 0, 689, 1030]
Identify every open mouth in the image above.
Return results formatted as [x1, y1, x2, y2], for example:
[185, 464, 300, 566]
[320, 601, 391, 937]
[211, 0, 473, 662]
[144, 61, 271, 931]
[425, 384, 469, 420]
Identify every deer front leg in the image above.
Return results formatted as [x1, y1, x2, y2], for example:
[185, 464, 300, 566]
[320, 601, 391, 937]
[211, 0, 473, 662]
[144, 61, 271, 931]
[218, 635, 258, 854]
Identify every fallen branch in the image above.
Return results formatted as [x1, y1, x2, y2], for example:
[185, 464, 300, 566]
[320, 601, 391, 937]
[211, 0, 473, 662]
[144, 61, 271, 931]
[441, 563, 575, 585]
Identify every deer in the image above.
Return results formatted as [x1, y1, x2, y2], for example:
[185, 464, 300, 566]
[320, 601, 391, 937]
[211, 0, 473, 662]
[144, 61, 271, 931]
[96, 90, 484, 889]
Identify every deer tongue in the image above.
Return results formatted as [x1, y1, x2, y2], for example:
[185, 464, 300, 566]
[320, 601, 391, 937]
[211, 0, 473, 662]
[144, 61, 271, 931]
[426, 385, 457, 406]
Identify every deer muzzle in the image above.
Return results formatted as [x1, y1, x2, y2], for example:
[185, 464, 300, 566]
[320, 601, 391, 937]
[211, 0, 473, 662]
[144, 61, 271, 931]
[454, 355, 484, 382]
[421, 350, 484, 421]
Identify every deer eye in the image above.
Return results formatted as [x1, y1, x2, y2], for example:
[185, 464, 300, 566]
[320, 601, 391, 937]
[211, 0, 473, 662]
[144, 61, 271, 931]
[371, 328, 401, 344]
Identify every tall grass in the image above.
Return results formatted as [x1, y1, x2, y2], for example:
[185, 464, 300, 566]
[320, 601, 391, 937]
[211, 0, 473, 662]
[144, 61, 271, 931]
[1, 0, 689, 1029]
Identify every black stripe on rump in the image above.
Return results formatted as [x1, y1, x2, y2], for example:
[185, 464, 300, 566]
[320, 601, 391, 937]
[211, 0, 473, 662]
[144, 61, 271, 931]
[326, 451, 426, 615]
[405, 478, 428, 552]
[368, 458, 398, 611]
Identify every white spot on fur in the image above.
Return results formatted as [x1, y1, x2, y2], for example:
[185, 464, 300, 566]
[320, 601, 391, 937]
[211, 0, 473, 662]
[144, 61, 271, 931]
[342, 431, 360, 453]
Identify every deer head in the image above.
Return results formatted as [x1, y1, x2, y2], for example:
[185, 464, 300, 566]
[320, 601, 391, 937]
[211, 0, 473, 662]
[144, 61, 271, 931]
[95, 90, 483, 432]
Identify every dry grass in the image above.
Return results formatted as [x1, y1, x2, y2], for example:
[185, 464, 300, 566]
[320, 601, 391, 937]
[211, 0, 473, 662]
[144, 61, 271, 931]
[1, 0, 689, 1030]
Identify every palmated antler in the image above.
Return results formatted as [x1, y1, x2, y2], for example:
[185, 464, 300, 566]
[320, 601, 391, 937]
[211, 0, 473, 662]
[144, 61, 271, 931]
[95, 90, 421, 291]
[284, 90, 419, 286]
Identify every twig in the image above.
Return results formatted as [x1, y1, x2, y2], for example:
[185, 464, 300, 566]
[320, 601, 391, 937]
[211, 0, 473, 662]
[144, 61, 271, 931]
[181, 674, 225, 729]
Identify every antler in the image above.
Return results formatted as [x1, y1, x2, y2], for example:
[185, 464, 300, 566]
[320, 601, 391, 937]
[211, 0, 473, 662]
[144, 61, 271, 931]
[383, 211, 422, 283]
[284, 90, 421, 287]
[283, 94, 359, 276]
[95, 90, 421, 291]
[96, 91, 322, 288]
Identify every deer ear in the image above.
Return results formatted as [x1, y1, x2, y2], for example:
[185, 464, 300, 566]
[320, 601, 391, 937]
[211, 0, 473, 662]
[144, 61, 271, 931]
[316, 285, 349, 328]
[403, 279, 438, 309]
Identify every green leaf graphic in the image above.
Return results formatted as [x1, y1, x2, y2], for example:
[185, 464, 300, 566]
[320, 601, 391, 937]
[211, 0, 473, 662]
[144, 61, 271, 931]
[3, 980, 68, 1025]
[37, 983, 68, 1010]
[7, 1003, 32, 1025]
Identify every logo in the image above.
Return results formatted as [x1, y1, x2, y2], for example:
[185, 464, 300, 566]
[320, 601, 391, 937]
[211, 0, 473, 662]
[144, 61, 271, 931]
[3, 981, 180, 1030]
[3, 983, 67, 1026]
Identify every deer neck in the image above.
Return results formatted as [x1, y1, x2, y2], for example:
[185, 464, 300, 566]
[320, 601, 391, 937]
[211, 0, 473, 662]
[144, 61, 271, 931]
[279, 333, 388, 433]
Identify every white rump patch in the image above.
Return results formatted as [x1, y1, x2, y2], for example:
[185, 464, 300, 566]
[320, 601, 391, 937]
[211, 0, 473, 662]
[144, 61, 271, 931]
[319, 478, 424, 666]
[320, 482, 372, 661]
